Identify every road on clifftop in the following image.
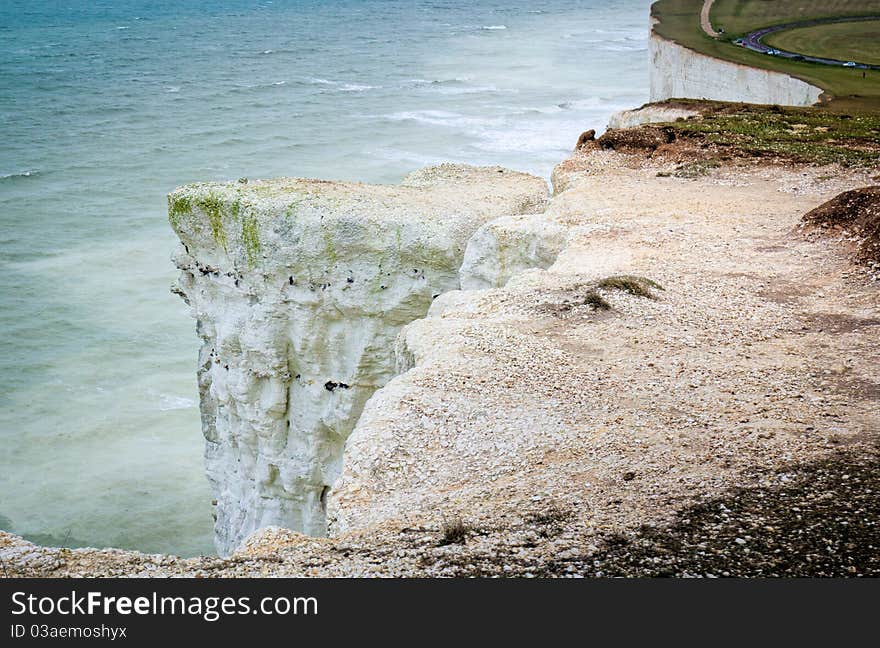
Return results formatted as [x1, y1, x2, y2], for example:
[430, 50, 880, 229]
[737, 15, 880, 70]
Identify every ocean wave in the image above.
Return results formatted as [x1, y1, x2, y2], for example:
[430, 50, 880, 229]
[433, 84, 509, 96]
[370, 146, 444, 167]
[403, 77, 510, 95]
[566, 97, 602, 110]
[339, 83, 379, 92]
[298, 77, 379, 93]
[474, 121, 590, 155]
[0, 170, 39, 181]
[384, 110, 500, 129]
[598, 44, 647, 53]
[480, 25, 507, 30]
[420, 77, 472, 86]
[228, 80, 290, 92]
[158, 394, 196, 411]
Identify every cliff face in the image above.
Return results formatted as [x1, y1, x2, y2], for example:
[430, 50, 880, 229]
[649, 33, 822, 106]
[169, 165, 547, 554]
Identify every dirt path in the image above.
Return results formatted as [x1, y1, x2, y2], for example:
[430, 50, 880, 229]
[701, 0, 721, 38]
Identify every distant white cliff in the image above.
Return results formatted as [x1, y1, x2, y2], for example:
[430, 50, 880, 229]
[649, 30, 822, 106]
[169, 164, 548, 554]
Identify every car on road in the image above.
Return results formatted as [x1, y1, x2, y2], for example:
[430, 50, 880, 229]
[843, 61, 857, 67]
[765, 49, 781, 56]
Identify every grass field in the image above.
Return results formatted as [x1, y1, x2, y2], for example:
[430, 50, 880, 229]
[651, 0, 880, 111]
[709, 0, 880, 36]
[764, 21, 880, 67]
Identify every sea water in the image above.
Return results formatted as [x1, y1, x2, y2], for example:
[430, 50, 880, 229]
[0, 0, 650, 556]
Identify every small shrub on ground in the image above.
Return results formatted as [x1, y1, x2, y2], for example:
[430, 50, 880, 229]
[596, 275, 665, 299]
[438, 518, 470, 546]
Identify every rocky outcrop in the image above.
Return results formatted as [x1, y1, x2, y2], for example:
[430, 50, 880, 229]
[607, 105, 700, 130]
[649, 32, 822, 106]
[459, 214, 569, 290]
[169, 164, 548, 554]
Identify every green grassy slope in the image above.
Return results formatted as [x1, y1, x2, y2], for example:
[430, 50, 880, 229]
[651, 0, 880, 111]
[709, 0, 880, 36]
[764, 21, 880, 67]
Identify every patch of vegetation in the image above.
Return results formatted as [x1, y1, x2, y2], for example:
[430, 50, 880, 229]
[438, 518, 470, 546]
[526, 502, 571, 539]
[663, 101, 880, 167]
[584, 290, 612, 310]
[168, 194, 192, 229]
[541, 276, 664, 318]
[525, 502, 571, 526]
[241, 209, 261, 268]
[597, 275, 665, 299]
[652, 0, 880, 110]
[195, 194, 228, 251]
[322, 228, 338, 266]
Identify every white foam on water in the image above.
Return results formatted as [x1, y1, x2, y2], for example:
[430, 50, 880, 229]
[384, 110, 503, 130]
[339, 83, 379, 92]
[0, 169, 38, 180]
[158, 394, 197, 412]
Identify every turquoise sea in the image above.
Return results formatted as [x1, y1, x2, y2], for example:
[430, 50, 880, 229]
[0, 0, 650, 556]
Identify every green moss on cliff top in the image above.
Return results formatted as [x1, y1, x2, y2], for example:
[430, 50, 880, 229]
[670, 101, 880, 166]
[637, 100, 880, 167]
[241, 210, 261, 268]
[197, 194, 228, 251]
[168, 194, 192, 229]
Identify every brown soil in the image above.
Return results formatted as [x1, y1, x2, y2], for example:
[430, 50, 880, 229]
[596, 126, 677, 153]
[802, 187, 880, 266]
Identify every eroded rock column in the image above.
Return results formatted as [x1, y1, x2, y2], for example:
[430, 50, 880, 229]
[169, 164, 547, 554]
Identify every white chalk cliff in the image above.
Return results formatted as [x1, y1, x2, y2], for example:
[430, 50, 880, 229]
[169, 164, 548, 554]
[649, 30, 822, 107]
